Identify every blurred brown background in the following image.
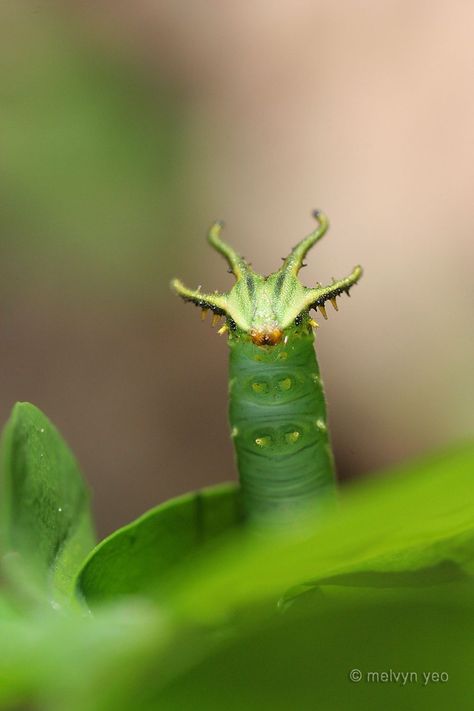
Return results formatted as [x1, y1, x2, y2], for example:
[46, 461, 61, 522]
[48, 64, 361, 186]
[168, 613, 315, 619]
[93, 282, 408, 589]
[0, 1, 473, 537]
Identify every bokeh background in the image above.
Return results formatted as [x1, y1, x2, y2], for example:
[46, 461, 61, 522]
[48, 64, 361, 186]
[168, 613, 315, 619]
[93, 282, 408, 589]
[0, 1, 472, 537]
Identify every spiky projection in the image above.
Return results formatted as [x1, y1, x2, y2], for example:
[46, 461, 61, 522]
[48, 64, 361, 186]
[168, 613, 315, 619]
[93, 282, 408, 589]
[172, 210, 363, 527]
[171, 211, 362, 346]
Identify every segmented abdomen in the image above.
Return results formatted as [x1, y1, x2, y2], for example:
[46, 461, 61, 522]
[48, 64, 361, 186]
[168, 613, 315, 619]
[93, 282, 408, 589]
[228, 333, 336, 526]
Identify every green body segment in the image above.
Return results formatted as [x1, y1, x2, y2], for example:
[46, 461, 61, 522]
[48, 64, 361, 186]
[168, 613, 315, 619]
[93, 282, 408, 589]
[229, 332, 336, 526]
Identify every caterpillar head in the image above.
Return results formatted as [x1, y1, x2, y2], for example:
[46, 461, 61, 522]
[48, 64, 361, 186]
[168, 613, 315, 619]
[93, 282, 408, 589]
[172, 210, 362, 346]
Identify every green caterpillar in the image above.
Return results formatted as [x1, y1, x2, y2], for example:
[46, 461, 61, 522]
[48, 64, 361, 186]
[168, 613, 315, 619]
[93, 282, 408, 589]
[172, 211, 362, 528]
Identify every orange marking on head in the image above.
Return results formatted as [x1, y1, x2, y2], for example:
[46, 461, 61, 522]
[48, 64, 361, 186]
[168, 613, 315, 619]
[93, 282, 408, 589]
[251, 329, 283, 346]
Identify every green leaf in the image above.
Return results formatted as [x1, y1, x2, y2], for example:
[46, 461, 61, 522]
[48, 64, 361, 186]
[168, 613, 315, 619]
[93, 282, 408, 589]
[77, 483, 242, 606]
[152, 442, 474, 623]
[0, 402, 95, 604]
[4, 444, 474, 710]
[149, 583, 474, 711]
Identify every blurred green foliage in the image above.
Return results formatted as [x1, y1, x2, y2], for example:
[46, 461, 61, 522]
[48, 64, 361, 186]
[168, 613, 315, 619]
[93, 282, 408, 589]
[157, 443, 474, 623]
[0, 402, 473, 710]
[0, 5, 190, 296]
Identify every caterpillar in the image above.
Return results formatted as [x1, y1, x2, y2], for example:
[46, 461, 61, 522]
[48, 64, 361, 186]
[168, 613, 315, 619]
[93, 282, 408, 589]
[172, 210, 362, 527]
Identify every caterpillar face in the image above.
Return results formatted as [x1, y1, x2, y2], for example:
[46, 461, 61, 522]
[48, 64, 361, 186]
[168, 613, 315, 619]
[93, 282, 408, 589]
[172, 210, 362, 346]
[250, 329, 283, 346]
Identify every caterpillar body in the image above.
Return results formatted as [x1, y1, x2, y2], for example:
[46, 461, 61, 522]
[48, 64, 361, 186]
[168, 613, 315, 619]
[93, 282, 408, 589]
[172, 211, 362, 527]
